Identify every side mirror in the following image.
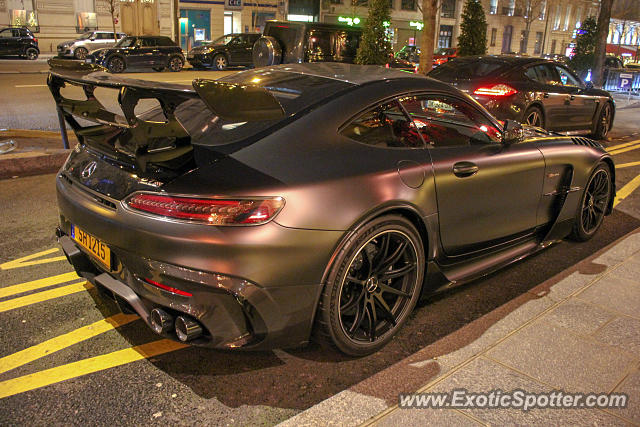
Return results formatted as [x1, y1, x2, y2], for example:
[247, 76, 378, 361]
[502, 119, 524, 144]
[89, 35, 96, 41]
[584, 81, 594, 90]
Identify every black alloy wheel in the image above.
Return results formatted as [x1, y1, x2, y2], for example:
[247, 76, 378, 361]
[107, 57, 125, 73]
[593, 103, 612, 140]
[25, 47, 38, 60]
[214, 54, 228, 71]
[524, 106, 544, 128]
[168, 56, 183, 72]
[316, 215, 424, 356]
[570, 164, 612, 241]
[74, 47, 88, 60]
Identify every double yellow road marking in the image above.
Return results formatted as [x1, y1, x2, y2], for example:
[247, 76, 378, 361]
[607, 139, 640, 156]
[0, 248, 67, 270]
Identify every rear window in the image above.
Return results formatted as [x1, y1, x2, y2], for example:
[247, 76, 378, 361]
[175, 70, 355, 147]
[429, 59, 507, 80]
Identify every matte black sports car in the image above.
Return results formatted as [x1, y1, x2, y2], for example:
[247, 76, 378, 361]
[187, 33, 260, 70]
[428, 55, 614, 139]
[87, 35, 184, 73]
[49, 62, 615, 356]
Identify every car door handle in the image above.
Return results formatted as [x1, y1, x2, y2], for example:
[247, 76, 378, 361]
[453, 162, 478, 177]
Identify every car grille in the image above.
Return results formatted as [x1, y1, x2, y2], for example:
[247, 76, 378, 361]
[571, 137, 602, 149]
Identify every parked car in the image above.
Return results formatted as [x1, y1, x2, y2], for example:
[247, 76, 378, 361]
[87, 35, 184, 73]
[429, 55, 614, 139]
[57, 31, 127, 60]
[49, 61, 614, 356]
[433, 47, 456, 66]
[187, 33, 261, 70]
[253, 20, 362, 66]
[0, 26, 39, 60]
[395, 45, 420, 63]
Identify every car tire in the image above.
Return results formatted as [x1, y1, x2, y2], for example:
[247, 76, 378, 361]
[152, 66, 165, 72]
[315, 215, 425, 356]
[168, 56, 184, 72]
[213, 54, 228, 71]
[252, 36, 282, 68]
[25, 47, 39, 60]
[74, 47, 88, 60]
[107, 56, 125, 73]
[524, 106, 545, 128]
[592, 102, 613, 140]
[569, 163, 612, 242]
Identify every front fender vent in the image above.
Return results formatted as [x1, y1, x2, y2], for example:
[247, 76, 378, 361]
[571, 137, 602, 149]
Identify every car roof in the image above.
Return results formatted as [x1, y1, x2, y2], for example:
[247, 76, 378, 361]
[453, 55, 552, 66]
[242, 62, 452, 87]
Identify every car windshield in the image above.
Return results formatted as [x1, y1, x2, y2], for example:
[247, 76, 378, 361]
[210, 35, 234, 45]
[79, 32, 93, 40]
[429, 59, 506, 80]
[172, 70, 355, 147]
[114, 36, 136, 48]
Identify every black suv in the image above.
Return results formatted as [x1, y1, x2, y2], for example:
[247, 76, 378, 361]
[187, 33, 261, 70]
[0, 26, 39, 60]
[253, 21, 360, 67]
[87, 35, 184, 73]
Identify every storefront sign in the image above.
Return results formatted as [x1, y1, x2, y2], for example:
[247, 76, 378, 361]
[338, 16, 360, 26]
[225, 0, 242, 10]
[409, 21, 423, 30]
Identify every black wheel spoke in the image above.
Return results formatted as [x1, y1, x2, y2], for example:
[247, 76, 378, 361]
[375, 240, 407, 274]
[366, 299, 377, 341]
[348, 294, 367, 334]
[379, 282, 411, 298]
[372, 233, 390, 267]
[373, 293, 396, 326]
[346, 276, 366, 286]
[380, 262, 416, 281]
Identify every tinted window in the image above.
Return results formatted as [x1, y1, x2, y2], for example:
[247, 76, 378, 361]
[307, 30, 333, 60]
[429, 59, 506, 80]
[114, 37, 136, 48]
[341, 101, 423, 148]
[156, 37, 175, 46]
[176, 70, 355, 147]
[141, 38, 155, 47]
[399, 95, 501, 147]
[335, 31, 360, 58]
[555, 65, 582, 87]
[525, 64, 559, 85]
[0, 30, 12, 38]
[98, 33, 115, 39]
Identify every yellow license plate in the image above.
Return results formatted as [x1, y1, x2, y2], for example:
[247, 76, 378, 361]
[71, 224, 111, 269]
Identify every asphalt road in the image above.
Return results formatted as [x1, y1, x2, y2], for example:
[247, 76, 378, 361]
[2, 58, 640, 425]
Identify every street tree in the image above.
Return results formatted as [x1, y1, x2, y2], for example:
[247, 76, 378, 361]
[457, 0, 488, 56]
[517, 0, 546, 54]
[355, 0, 392, 65]
[103, 0, 120, 41]
[418, 0, 438, 74]
[593, 0, 614, 86]
[568, 16, 598, 75]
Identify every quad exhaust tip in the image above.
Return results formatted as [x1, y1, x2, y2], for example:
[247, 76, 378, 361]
[150, 308, 173, 335]
[175, 315, 203, 342]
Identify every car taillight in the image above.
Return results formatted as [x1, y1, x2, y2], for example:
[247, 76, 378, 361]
[385, 63, 390, 68]
[33, 38, 38, 43]
[473, 84, 518, 97]
[143, 278, 192, 297]
[125, 193, 284, 225]
[414, 65, 419, 73]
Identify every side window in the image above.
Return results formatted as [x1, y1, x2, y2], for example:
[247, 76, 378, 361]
[0, 30, 12, 38]
[399, 95, 501, 147]
[228, 36, 242, 46]
[526, 64, 558, 85]
[307, 30, 333, 58]
[341, 101, 424, 149]
[141, 38, 156, 47]
[555, 65, 582, 87]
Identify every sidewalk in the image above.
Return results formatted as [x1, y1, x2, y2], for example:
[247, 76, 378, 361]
[281, 230, 640, 426]
[0, 129, 74, 179]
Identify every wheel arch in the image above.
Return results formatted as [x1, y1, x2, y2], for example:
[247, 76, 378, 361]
[601, 156, 616, 214]
[523, 102, 546, 126]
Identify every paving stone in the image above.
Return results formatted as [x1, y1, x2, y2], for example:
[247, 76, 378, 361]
[425, 357, 621, 426]
[592, 316, 640, 355]
[612, 365, 640, 424]
[546, 271, 603, 301]
[543, 299, 615, 337]
[576, 274, 640, 319]
[373, 408, 481, 426]
[485, 321, 636, 392]
[608, 257, 640, 286]
[593, 233, 640, 266]
[276, 390, 388, 427]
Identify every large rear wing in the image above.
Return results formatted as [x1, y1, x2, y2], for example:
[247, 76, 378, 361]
[47, 59, 285, 169]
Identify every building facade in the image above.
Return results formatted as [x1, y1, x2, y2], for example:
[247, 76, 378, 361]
[0, 0, 174, 53]
[178, 0, 286, 50]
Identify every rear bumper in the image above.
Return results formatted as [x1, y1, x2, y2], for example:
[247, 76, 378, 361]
[56, 172, 341, 349]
